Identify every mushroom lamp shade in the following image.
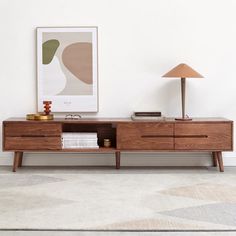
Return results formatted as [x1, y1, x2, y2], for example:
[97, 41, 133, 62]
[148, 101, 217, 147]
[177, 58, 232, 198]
[162, 63, 203, 121]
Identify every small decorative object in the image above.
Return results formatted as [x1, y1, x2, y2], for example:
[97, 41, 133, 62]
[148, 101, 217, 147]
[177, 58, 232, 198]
[37, 27, 98, 112]
[26, 114, 54, 120]
[26, 101, 54, 120]
[43, 101, 52, 115]
[131, 115, 165, 121]
[131, 111, 164, 121]
[104, 139, 111, 148]
[34, 114, 54, 120]
[162, 63, 203, 121]
[65, 114, 82, 120]
[26, 114, 36, 120]
[134, 112, 162, 117]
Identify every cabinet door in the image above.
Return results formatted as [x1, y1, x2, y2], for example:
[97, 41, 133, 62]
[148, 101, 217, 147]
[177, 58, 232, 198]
[175, 123, 233, 150]
[117, 123, 174, 150]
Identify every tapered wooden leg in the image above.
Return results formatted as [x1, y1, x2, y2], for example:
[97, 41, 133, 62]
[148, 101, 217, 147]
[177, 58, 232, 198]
[216, 151, 224, 172]
[212, 152, 217, 167]
[18, 152, 24, 167]
[13, 152, 20, 172]
[115, 151, 120, 169]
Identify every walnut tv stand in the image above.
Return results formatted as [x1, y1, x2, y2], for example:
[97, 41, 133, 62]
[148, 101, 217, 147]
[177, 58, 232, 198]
[2, 117, 233, 172]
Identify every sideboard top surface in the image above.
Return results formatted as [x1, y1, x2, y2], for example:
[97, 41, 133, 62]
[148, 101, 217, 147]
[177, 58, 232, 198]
[3, 117, 233, 124]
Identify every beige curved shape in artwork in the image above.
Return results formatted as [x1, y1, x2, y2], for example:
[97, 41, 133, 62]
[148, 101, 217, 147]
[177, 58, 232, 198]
[56, 60, 93, 96]
[62, 42, 92, 84]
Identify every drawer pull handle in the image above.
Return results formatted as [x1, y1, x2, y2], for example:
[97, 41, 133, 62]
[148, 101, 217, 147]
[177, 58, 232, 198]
[141, 135, 208, 138]
[20, 135, 61, 137]
[141, 135, 173, 138]
[175, 135, 208, 138]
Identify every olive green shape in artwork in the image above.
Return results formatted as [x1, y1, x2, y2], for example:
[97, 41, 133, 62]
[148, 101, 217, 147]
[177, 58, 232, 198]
[42, 39, 60, 64]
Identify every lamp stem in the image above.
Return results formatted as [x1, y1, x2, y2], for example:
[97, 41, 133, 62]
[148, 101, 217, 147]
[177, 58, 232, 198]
[181, 77, 186, 119]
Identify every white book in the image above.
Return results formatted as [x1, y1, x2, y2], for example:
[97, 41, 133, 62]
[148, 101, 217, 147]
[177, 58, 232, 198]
[62, 139, 98, 143]
[62, 138, 98, 141]
[62, 132, 97, 138]
[63, 142, 99, 149]
[63, 146, 99, 149]
[62, 139, 98, 149]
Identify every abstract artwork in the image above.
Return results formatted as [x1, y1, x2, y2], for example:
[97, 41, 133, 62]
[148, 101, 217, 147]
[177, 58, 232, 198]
[37, 27, 98, 112]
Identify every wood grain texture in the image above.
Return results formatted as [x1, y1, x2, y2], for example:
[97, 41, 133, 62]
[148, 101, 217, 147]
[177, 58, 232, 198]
[175, 123, 232, 150]
[4, 117, 232, 122]
[4, 123, 61, 137]
[13, 152, 21, 172]
[117, 123, 174, 150]
[2, 118, 233, 172]
[216, 151, 224, 172]
[116, 151, 120, 169]
[212, 152, 218, 167]
[5, 137, 61, 150]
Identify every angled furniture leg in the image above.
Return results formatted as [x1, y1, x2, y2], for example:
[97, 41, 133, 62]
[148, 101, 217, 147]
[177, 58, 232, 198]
[216, 151, 224, 172]
[116, 151, 120, 169]
[13, 152, 21, 172]
[212, 152, 217, 167]
[18, 152, 24, 167]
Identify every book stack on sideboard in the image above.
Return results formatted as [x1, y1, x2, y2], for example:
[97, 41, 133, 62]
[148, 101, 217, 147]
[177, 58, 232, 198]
[131, 111, 164, 121]
[62, 132, 99, 149]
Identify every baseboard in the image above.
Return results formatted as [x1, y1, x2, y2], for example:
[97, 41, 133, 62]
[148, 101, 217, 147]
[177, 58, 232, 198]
[1, 152, 235, 166]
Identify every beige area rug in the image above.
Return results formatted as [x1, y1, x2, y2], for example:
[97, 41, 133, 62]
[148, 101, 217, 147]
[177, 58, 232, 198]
[0, 168, 236, 230]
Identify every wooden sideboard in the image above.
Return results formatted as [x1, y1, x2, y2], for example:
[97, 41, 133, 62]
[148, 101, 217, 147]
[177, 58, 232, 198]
[2, 117, 233, 172]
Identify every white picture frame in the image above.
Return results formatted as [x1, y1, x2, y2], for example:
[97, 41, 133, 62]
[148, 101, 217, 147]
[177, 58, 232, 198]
[37, 27, 98, 112]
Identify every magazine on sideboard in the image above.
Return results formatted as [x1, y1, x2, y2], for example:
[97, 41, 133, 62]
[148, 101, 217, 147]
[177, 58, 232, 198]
[131, 111, 165, 121]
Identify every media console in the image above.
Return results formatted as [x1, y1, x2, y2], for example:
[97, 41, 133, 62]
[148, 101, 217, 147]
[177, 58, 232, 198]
[2, 117, 233, 172]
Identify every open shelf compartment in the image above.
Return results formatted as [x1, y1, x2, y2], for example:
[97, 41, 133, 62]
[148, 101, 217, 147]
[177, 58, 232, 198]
[62, 123, 117, 149]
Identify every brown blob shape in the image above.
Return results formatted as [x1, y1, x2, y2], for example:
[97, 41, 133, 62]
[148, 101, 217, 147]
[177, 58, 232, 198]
[62, 43, 92, 84]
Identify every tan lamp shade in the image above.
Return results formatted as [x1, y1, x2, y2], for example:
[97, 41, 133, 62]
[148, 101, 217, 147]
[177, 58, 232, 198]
[162, 63, 203, 78]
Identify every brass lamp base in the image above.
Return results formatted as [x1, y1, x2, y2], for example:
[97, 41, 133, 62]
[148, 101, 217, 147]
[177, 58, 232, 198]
[175, 117, 192, 121]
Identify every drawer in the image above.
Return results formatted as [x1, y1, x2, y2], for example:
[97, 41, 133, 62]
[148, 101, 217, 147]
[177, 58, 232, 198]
[175, 123, 233, 150]
[4, 137, 62, 150]
[4, 123, 61, 137]
[117, 123, 174, 150]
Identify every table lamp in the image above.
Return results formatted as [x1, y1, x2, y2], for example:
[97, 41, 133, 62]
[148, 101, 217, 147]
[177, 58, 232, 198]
[162, 63, 203, 121]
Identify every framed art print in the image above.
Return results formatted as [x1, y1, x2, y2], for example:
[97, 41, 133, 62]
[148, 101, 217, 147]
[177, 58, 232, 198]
[37, 27, 98, 112]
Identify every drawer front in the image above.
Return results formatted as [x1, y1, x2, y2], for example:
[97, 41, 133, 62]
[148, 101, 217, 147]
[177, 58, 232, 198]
[4, 137, 62, 150]
[4, 123, 61, 137]
[117, 123, 174, 150]
[175, 123, 233, 150]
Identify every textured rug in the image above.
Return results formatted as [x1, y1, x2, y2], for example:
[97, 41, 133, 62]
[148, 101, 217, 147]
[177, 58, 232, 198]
[0, 168, 236, 230]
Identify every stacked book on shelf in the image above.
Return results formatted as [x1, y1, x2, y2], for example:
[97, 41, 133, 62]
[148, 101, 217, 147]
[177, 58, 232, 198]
[62, 132, 99, 149]
[131, 111, 165, 121]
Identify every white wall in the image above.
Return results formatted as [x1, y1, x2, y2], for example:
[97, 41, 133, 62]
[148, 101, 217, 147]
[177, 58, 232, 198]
[0, 0, 236, 166]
